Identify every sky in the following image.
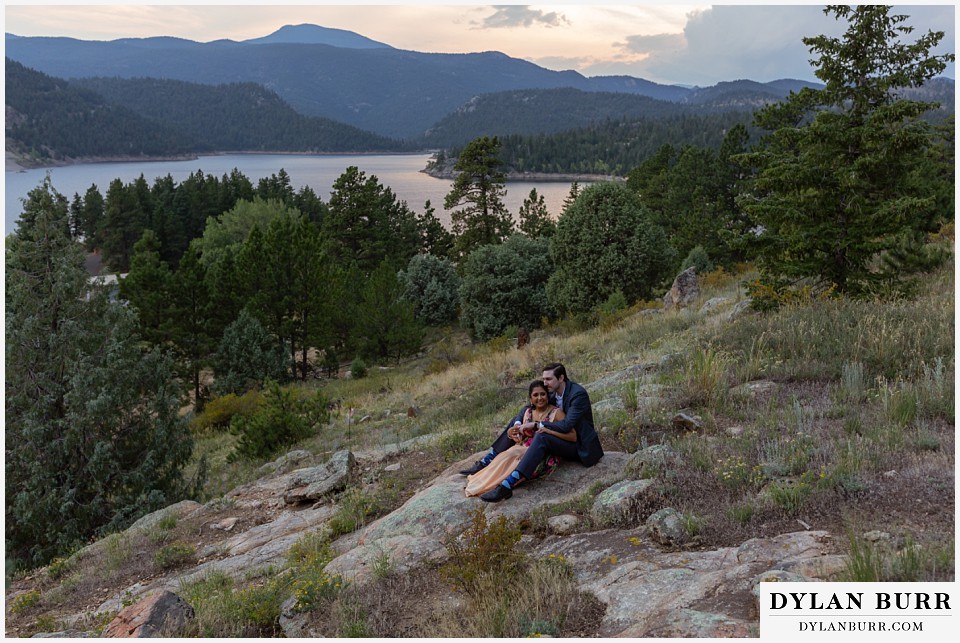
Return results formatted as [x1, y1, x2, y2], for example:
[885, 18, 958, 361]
[3, 2, 956, 86]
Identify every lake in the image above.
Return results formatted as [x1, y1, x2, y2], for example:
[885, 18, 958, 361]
[5, 153, 586, 235]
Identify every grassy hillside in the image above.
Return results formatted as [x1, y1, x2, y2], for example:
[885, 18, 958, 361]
[188, 260, 954, 564]
[6, 261, 953, 637]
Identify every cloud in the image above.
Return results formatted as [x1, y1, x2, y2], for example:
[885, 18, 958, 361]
[477, 5, 569, 30]
[595, 4, 955, 86]
[618, 33, 686, 57]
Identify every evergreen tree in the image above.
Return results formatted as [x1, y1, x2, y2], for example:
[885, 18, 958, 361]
[213, 310, 289, 395]
[518, 188, 556, 239]
[626, 143, 675, 216]
[101, 178, 146, 272]
[416, 199, 455, 259]
[77, 184, 105, 251]
[256, 168, 295, 204]
[6, 178, 192, 568]
[459, 235, 554, 341]
[561, 181, 581, 214]
[119, 229, 173, 346]
[168, 244, 216, 409]
[737, 5, 954, 294]
[324, 166, 420, 273]
[398, 253, 461, 326]
[547, 182, 676, 314]
[444, 136, 514, 258]
[353, 260, 424, 362]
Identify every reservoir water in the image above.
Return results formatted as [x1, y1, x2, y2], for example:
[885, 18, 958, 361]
[5, 153, 586, 235]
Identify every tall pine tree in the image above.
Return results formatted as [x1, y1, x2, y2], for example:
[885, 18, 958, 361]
[6, 178, 192, 568]
[738, 5, 954, 294]
[444, 136, 514, 258]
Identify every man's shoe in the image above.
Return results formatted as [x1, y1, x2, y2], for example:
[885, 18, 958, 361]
[480, 485, 513, 503]
[459, 460, 489, 476]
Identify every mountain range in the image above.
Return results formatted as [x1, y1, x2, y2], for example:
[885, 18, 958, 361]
[6, 24, 830, 141]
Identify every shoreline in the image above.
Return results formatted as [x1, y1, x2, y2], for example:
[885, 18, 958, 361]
[5, 149, 437, 173]
[7, 150, 624, 182]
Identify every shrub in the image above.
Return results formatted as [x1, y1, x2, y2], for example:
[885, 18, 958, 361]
[287, 532, 344, 614]
[745, 276, 836, 312]
[214, 310, 289, 395]
[547, 182, 676, 315]
[767, 475, 814, 514]
[154, 542, 196, 570]
[350, 358, 368, 379]
[190, 390, 263, 433]
[398, 253, 461, 326]
[680, 346, 731, 406]
[681, 245, 714, 275]
[459, 235, 554, 341]
[328, 488, 383, 538]
[9, 589, 41, 614]
[440, 507, 525, 597]
[229, 381, 328, 461]
[436, 424, 490, 462]
[178, 570, 288, 637]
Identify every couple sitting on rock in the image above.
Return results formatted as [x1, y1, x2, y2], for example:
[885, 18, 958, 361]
[462, 362, 604, 502]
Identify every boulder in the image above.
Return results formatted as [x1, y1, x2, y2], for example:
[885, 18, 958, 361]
[591, 479, 657, 526]
[730, 380, 778, 397]
[663, 267, 700, 310]
[284, 451, 354, 504]
[581, 530, 834, 636]
[646, 507, 691, 546]
[644, 609, 755, 638]
[546, 514, 579, 535]
[726, 299, 753, 320]
[258, 450, 314, 475]
[102, 590, 193, 638]
[31, 631, 100, 638]
[671, 412, 703, 432]
[126, 501, 203, 532]
[627, 445, 678, 477]
[593, 397, 625, 414]
[699, 297, 731, 313]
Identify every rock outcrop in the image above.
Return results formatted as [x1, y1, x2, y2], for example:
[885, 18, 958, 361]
[663, 266, 700, 310]
[323, 452, 633, 584]
[102, 590, 193, 637]
[22, 441, 848, 640]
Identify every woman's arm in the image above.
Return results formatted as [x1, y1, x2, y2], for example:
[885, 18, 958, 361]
[535, 407, 574, 441]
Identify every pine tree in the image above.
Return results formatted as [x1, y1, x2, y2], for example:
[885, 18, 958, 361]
[168, 244, 216, 409]
[444, 136, 514, 258]
[354, 261, 424, 362]
[416, 199, 455, 259]
[6, 178, 192, 568]
[738, 5, 954, 294]
[518, 188, 556, 239]
[119, 229, 173, 346]
[547, 182, 676, 314]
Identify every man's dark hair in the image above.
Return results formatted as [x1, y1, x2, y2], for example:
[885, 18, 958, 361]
[543, 362, 567, 382]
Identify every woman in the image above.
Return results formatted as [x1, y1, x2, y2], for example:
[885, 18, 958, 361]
[464, 379, 573, 497]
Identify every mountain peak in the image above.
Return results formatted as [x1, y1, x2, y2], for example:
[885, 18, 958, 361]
[243, 24, 392, 49]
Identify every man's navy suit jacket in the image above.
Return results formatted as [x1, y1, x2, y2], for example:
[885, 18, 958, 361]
[541, 381, 604, 466]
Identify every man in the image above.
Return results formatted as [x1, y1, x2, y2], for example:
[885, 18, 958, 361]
[459, 362, 604, 502]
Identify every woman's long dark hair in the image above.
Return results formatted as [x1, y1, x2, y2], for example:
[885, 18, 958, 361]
[528, 379, 548, 398]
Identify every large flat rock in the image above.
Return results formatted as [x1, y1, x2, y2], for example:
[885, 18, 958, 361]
[324, 452, 631, 583]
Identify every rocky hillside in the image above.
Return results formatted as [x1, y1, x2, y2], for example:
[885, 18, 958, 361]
[5, 264, 954, 637]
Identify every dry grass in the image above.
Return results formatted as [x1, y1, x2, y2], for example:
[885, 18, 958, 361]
[7, 262, 953, 637]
